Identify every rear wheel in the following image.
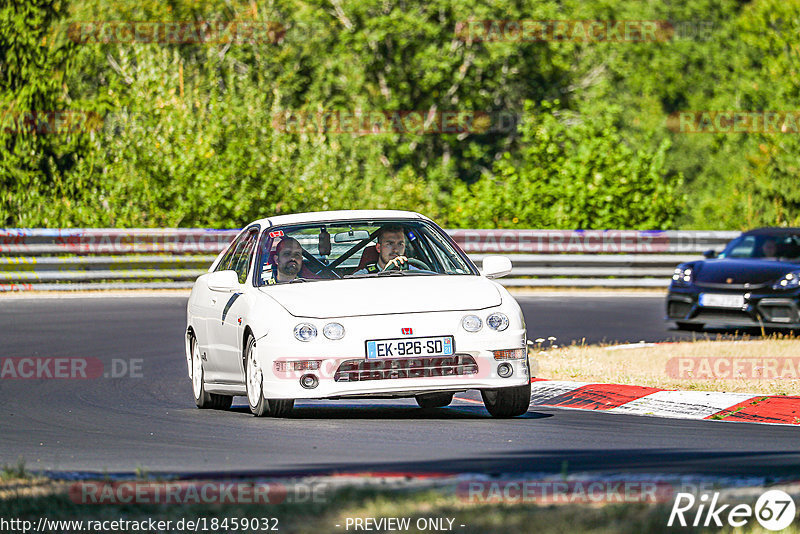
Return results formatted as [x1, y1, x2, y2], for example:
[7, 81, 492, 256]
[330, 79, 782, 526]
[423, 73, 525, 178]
[481, 383, 531, 418]
[415, 392, 454, 409]
[190, 334, 232, 410]
[245, 334, 294, 417]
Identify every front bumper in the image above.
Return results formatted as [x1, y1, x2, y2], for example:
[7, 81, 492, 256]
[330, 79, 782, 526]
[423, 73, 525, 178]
[255, 346, 530, 400]
[666, 286, 800, 328]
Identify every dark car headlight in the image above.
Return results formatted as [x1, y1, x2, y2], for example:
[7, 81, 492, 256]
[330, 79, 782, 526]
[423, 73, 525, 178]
[672, 266, 694, 286]
[773, 271, 800, 290]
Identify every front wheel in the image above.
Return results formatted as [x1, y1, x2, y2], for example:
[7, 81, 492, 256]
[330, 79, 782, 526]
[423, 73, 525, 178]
[190, 334, 232, 410]
[415, 392, 454, 409]
[245, 335, 294, 417]
[676, 321, 704, 332]
[481, 383, 531, 418]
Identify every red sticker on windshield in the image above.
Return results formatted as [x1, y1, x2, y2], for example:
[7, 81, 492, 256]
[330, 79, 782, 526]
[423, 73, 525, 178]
[269, 230, 284, 238]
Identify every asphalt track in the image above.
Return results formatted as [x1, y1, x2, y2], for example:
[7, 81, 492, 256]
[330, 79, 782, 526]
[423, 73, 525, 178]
[0, 294, 798, 478]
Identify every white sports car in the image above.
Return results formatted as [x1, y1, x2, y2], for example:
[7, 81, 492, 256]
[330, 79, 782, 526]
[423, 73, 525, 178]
[185, 210, 531, 418]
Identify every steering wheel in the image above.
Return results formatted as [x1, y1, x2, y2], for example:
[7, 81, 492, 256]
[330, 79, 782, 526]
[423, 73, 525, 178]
[382, 257, 432, 271]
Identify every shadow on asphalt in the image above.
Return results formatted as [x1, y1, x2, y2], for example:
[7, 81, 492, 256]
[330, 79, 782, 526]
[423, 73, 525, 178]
[228, 403, 554, 420]
[667, 325, 799, 340]
[172, 449, 800, 479]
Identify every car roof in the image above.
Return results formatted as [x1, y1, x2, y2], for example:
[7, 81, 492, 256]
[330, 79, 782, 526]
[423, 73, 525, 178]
[741, 227, 800, 236]
[249, 210, 431, 228]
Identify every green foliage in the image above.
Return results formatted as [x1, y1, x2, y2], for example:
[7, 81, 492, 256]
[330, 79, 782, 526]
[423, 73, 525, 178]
[1, 0, 798, 229]
[0, 0, 89, 225]
[1, 457, 28, 480]
[448, 101, 684, 229]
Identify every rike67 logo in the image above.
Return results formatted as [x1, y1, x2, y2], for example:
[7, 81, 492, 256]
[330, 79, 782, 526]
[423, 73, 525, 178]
[668, 490, 796, 531]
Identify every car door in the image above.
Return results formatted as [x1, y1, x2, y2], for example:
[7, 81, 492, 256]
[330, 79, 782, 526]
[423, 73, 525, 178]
[201, 229, 250, 382]
[211, 227, 258, 384]
[192, 231, 243, 374]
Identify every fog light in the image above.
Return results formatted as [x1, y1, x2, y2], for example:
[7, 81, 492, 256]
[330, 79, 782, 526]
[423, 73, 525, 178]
[275, 360, 321, 372]
[492, 348, 526, 360]
[300, 374, 319, 389]
[497, 362, 513, 378]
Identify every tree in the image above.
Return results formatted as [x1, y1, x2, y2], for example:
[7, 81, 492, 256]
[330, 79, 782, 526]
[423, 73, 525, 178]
[0, 0, 90, 225]
[448, 101, 684, 229]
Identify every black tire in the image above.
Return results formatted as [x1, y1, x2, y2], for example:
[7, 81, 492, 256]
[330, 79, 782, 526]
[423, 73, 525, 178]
[415, 392, 454, 409]
[266, 398, 295, 418]
[245, 334, 294, 418]
[481, 382, 531, 418]
[676, 321, 704, 332]
[190, 334, 232, 410]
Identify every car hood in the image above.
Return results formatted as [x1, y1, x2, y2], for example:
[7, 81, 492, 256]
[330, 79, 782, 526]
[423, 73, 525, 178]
[258, 275, 502, 318]
[694, 259, 799, 285]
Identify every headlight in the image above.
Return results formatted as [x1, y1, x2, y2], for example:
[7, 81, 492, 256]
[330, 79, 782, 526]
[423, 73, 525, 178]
[323, 322, 345, 340]
[773, 271, 800, 290]
[461, 315, 482, 332]
[293, 323, 317, 342]
[672, 266, 693, 285]
[486, 313, 509, 331]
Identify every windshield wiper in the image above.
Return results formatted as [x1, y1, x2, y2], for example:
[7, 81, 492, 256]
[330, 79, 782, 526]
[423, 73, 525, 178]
[344, 270, 437, 279]
[377, 270, 437, 276]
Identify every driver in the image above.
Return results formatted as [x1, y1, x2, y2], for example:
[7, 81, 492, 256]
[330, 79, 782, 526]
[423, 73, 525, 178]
[355, 225, 417, 274]
[270, 237, 303, 283]
[761, 239, 778, 258]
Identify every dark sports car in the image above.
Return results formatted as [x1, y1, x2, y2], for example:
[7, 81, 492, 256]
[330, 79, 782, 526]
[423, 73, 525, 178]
[667, 227, 800, 330]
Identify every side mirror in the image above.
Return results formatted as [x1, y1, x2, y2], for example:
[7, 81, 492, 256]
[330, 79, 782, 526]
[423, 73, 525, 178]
[703, 249, 717, 259]
[207, 270, 239, 292]
[482, 256, 513, 279]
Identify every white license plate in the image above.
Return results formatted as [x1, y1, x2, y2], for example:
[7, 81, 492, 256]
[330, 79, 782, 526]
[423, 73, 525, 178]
[366, 336, 454, 359]
[699, 293, 745, 309]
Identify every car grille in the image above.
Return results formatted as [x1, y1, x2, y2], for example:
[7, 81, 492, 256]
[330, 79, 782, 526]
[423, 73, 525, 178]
[695, 309, 756, 322]
[694, 281, 769, 290]
[334, 354, 479, 382]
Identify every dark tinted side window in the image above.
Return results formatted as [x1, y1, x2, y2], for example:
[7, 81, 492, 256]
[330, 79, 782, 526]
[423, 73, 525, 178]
[230, 230, 258, 283]
[215, 232, 246, 272]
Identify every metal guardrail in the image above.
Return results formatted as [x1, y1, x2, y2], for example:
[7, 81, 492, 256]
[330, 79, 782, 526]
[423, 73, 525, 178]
[0, 228, 740, 291]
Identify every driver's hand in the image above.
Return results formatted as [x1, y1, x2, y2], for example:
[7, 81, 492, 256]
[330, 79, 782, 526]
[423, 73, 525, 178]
[385, 256, 408, 270]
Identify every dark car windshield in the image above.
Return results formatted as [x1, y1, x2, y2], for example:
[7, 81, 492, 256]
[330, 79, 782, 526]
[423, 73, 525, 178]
[255, 219, 477, 285]
[719, 234, 800, 261]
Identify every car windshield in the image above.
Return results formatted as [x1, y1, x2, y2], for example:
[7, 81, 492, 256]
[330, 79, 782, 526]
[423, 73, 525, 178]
[719, 233, 800, 261]
[255, 219, 476, 285]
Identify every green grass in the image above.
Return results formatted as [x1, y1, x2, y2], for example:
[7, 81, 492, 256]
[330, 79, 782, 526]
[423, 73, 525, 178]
[1, 458, 29, 480]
